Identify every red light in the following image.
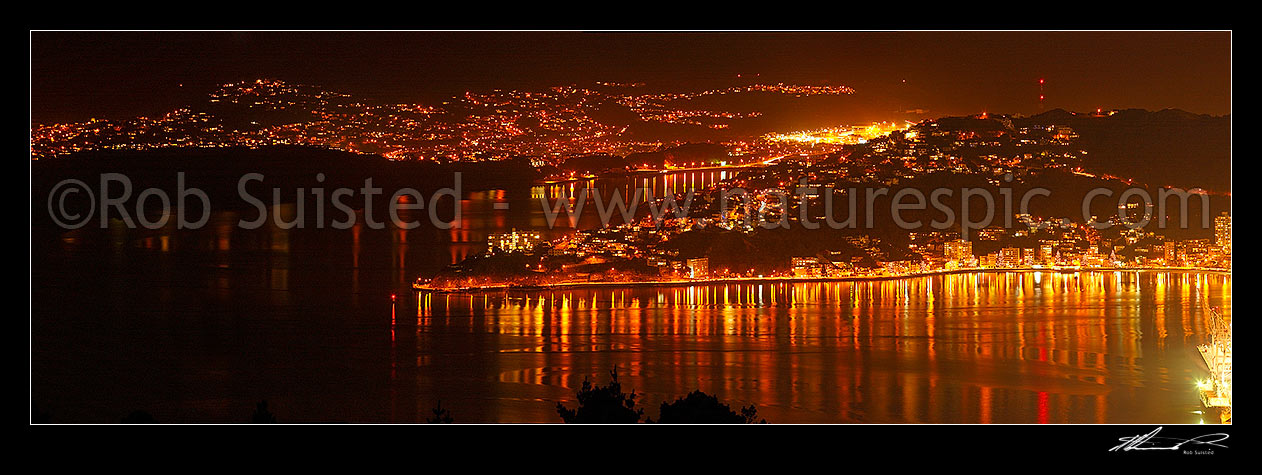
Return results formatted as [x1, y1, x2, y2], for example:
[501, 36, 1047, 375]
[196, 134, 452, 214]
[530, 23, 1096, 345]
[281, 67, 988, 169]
[1039, 78, 1045, 84]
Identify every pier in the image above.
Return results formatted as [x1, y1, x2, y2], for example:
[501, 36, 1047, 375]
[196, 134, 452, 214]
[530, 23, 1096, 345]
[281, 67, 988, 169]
[1198, 300, 1232, 423]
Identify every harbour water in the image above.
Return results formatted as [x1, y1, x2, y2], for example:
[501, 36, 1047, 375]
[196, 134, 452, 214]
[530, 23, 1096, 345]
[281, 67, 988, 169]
[406, 272, 1230, 423]
[30, 170, 1230, 423]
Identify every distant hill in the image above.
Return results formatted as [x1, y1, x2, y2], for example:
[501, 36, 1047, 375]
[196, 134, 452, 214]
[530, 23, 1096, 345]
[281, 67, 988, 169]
[1018, 108, 1230, 191]
[31, 146, 542, 231]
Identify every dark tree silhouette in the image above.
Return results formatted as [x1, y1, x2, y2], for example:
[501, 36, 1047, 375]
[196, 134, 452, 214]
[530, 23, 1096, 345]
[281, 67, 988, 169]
[120, 410, 157, 423]
[739, 405, 766, 424]
[650, 390, 766, 424]
[251, 400, 277, 423]
[556, 368, 644, 423]
[427, 400, 454, 423]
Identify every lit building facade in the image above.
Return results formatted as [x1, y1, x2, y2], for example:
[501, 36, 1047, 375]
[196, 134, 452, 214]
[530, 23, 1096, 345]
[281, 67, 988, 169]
[687, 257, 710, 279]
[487, 229, 543, 254]
[944, 239, 973, 264]
[1215, 212, 1231, 255]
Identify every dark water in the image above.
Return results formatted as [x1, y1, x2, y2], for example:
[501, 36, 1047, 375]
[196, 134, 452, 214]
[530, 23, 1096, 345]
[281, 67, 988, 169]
[31, 172, 1230, 423]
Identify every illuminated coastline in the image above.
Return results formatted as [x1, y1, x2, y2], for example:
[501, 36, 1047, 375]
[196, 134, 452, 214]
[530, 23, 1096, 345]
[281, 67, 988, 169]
[415, 267, 1230, 293]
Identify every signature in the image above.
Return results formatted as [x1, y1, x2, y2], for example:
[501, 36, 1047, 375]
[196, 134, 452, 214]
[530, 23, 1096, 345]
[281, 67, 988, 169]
[1110, 427, 1229, 452]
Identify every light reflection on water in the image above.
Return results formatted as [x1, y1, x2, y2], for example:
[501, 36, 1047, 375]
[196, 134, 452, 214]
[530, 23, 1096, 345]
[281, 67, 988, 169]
[410, 272, 1229, 423]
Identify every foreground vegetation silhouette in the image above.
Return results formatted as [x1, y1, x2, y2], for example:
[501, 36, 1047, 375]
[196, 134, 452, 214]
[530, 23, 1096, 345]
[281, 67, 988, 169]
[556, 368, 645, 423]
[651, 390, 765, 423]
[557, 368, 765, 423]
[427, 400, 454, 423]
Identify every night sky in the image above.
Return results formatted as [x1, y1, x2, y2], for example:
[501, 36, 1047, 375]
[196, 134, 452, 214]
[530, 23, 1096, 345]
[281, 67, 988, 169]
[31, 31, 1231, 124]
